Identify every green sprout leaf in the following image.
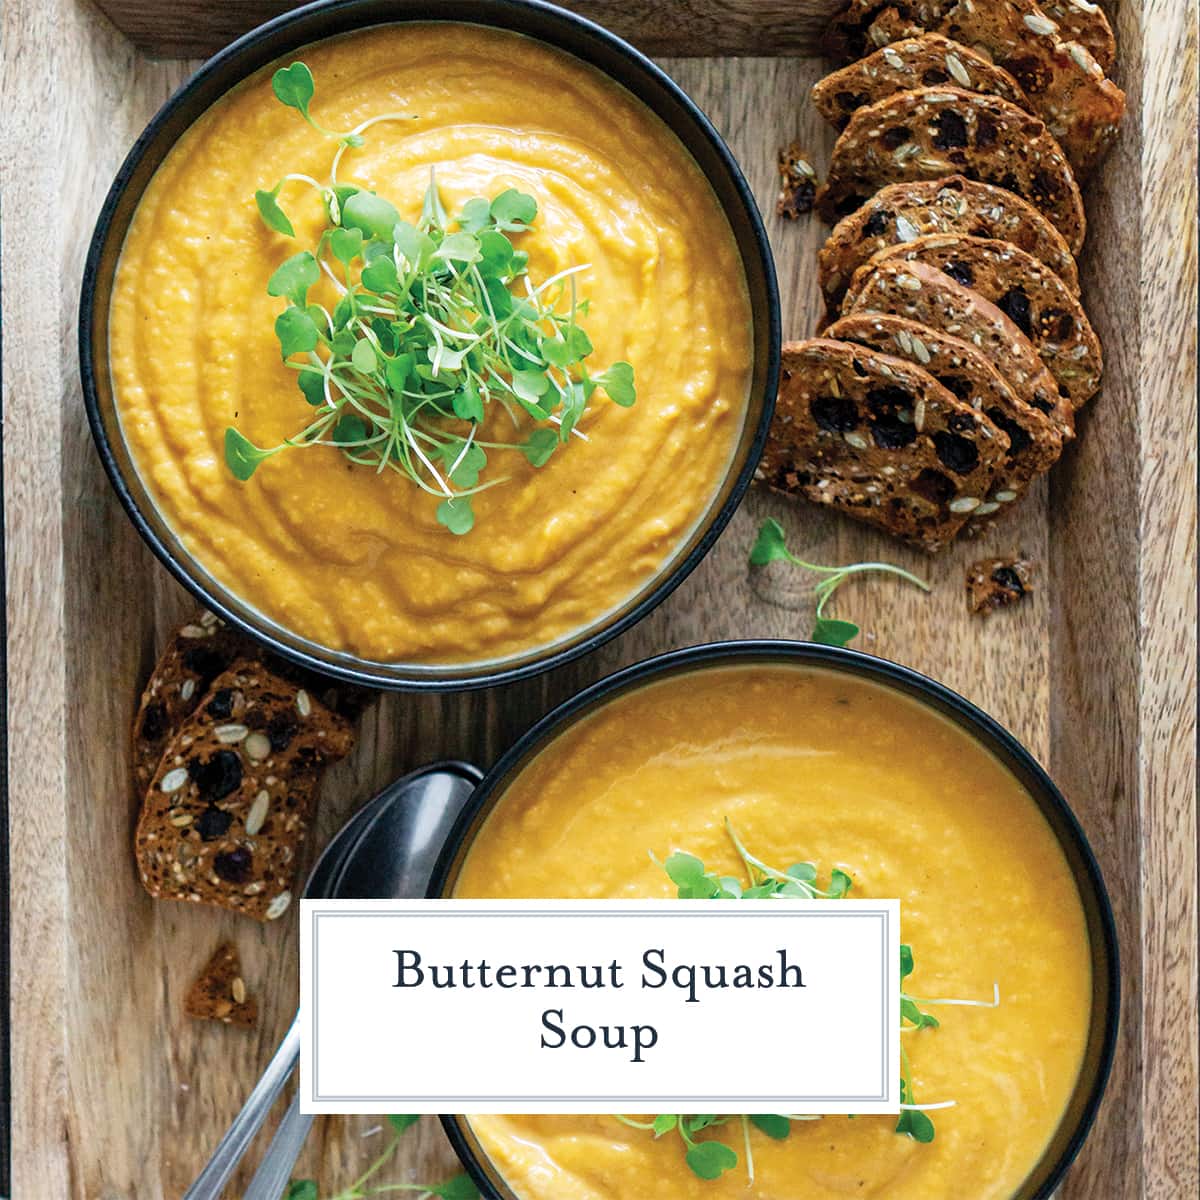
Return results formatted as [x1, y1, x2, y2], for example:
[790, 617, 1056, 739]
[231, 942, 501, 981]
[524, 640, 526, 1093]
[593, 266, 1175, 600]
[387, 1114, 420, 1134]
[749, 517, 794, 566]
[896, 1107, 936, 1143]
[298, 367, 326, 407]
[812, 617, 860, 647]
[750, 1114, 791, 1140]
[596, 361, 636, 406]
[685, 1140, 739, 1180]
[256, 186, 295, 237]
[329, 225, 363, 267]
[267, 251, 320, 306]
[490, 188, 538, 230]
[428, 1175, 481, 1199]
[437, 496, 475, 535]
[332, 414, 368, 445]
[436, 231, 482, 263]
[272, 62, 315, 118]
[519, 427, 558, 468]
[224, 428, 275, 481]
[350, 339, 377, 375]
[275, 306, 320, 359]
[342, 191, 402, 241]
[458, 197, 492, 234]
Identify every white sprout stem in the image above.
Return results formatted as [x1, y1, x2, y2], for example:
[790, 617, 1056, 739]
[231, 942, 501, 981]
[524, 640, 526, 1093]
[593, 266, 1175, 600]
[529, 261, 592, 298]
[903, 984, 1001, 1009]
[828, 561, 931, 591]
[447, 424, 476, 478]
[282, 172, 325, 189]
[898, 1100, 958, 1112]
[741, 1116, 755, 1185]
[547, 412, 590, 442]
[319, 258, 349, 295]
[401, 417, 453, 497]
[330, 109, 418, 183]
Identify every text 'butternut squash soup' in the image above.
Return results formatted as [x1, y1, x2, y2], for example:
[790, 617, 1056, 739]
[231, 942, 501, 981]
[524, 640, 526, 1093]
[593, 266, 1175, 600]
[453, 663, 1093, 1200]
[109, 22, 752, 665]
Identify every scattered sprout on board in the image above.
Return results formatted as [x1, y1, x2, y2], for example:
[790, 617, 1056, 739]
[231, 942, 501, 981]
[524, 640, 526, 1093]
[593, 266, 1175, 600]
[749, 517, 930, 645]
[632, 820, 1000, 1181]
[285, 1115, 478, 1200]
[229, 61, 636, 535]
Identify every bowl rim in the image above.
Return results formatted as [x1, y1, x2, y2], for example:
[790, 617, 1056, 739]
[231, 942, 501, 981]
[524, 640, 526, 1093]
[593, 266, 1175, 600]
[78, 0, 781, 692]
[430, 638, 1121, 1200]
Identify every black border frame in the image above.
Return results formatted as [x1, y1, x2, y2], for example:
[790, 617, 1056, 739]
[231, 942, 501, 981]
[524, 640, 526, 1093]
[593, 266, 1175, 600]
[428, 640, 1121, 1200]
[78, 0, 781, 692]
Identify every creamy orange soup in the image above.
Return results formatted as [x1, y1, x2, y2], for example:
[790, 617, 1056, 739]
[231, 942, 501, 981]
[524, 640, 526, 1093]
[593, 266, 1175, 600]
[456, 665, 1092, 1200]
[110, 23, 751, 664]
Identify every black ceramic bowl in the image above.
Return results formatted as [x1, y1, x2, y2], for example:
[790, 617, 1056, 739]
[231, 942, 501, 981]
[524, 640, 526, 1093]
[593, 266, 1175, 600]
[80, 0, 779, 691]
[430, 640, 1119, 1200]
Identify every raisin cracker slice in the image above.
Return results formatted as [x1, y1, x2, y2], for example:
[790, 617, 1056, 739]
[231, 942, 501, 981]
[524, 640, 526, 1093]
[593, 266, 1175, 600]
[135, 658, 354, 921]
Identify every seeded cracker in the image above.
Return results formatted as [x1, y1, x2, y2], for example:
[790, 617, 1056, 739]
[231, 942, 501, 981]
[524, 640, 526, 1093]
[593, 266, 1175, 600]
[1040, 0, 1116, 74]
[816, 86, 1086, 254]
[812, 34, 1030, 130]
[817, 175, 1079, 314]
[844, 258, 1075, 440]
[937, 0, 1124, 177]
[761, 338, 1009, 552]
[824, 310, 1062, 514]
[132, 612, 369, 796]
[966, 555, 1035, 614]
[135, 659, 354, 921]
[846, 233, 1102, 407]
[184, 942, 258, 1027]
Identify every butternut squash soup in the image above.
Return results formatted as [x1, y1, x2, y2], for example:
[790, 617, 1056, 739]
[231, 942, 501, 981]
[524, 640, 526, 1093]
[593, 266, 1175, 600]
[109, 23, 752, 664]
[455, 664, 1093, 1200]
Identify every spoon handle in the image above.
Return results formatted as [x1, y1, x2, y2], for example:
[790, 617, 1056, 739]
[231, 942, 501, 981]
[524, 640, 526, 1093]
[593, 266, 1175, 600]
[182, 1014, 301, 1200]
[244, 1094, 314, 1200]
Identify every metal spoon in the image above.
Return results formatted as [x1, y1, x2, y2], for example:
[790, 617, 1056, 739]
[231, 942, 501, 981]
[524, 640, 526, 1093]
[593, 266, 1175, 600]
[184, 761, 482, 1200]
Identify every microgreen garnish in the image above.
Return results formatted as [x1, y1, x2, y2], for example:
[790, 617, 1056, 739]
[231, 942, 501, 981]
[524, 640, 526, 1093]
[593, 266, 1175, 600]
[229, 61, 636, 533]
[638, 821, 999, 1180]
[749, 517, 930, 645]
[285, 1115, 478, 1199]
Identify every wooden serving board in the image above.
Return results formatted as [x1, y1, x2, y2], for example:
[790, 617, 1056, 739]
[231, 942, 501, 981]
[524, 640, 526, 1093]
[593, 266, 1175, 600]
[1, 1, 1196, 1197]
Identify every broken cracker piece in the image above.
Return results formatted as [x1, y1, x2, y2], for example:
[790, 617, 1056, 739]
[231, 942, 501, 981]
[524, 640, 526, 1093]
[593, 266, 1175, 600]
[777, 141, 818, 219]
[967, 556, 1035, 615]
[185, 942, 257, 1027]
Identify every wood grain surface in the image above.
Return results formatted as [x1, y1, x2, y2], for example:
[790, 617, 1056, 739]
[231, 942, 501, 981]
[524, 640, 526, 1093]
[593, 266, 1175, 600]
[2, 1, 1196, 1197]
[92, 0, 834, 58]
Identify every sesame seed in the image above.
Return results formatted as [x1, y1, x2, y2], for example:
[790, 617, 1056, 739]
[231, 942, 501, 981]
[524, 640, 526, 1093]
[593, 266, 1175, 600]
[1023, 13, 1058, 35]
[974, 501, 1001, 515]
[296, 689, 312, 718]
[949, 497, 981, 513]
[245, 790, 270, 836]
[844, 431, 869, 450]
[232, 977, 246, 1005]
[161, 767, 188, 793]
[265, 891, 292, 920]
[180, 678, 196, 702]
[179, 624, 208, 639]
[215, 723, 249, 744]
[994, 489, 1018, 503]
[245, 732, 272, 762]
[945, 52, 971, 86]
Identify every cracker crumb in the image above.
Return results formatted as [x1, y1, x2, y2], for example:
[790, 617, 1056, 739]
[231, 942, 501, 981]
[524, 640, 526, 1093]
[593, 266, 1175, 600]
[776, 140, 818, 219]
[967, 556, 1035, 616]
